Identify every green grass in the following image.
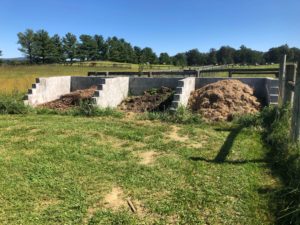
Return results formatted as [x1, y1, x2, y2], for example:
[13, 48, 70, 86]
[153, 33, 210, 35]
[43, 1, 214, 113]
[0, 62, 181, 93]
[0, 63, 279, 93]
[0, 112, 280, 224]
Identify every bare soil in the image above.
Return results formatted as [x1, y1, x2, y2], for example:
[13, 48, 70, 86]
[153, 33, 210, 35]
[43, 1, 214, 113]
[38, 86, 97, 110]
[188, 80, 261, 121]
[118, 87, 174, 112]
[137, 151, 159, 165]
[103, 187, 127, 210]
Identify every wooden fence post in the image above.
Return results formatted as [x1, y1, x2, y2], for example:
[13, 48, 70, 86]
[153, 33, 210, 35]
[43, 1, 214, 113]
[291, 62, 300, 142]
[283, 63, 297, 105]
[278, 54, 287, 106]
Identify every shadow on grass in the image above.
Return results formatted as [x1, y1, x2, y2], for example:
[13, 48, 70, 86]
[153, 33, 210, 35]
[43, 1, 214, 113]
[190, 125, 266, 164]
[189, 156, 266, 164]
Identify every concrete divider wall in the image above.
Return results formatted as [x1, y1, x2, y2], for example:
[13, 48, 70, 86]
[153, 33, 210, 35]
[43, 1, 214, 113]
[93, 77, 129, 108]
[24, 76, 71, 106]
[71, 76, 106, 91]
[129, 78, 182, 95]
[171, 77, 196, 109]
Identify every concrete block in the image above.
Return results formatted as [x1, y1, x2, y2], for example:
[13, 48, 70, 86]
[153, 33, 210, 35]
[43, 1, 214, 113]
[129, 78, 181, 95]
[171, 77, 196, 109]
[93, 77, 129, 108]
[25, 76, 71, 106]
[71, 76, 105, 91]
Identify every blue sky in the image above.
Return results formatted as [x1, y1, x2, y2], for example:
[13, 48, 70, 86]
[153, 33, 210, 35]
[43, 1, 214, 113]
[0, 0, 299, 58]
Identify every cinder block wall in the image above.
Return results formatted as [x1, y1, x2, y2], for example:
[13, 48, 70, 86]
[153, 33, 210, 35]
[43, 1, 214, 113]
[24, 76, 71, 106]
[171, 77, 196, 108]
[128, 78, 182, 95]
[93, 77, 129, 108]
[71, 77, 106, 91]
[24, 76, 277, 108]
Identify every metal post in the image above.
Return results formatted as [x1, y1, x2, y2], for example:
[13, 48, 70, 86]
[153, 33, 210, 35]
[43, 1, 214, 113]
[278, 54, 287, 106]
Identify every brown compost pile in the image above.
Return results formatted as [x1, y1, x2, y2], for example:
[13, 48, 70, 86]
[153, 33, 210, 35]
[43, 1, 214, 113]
[118, 87, 174, 112]
[39, 86, 97, 110]
[188, 80, 261, 121]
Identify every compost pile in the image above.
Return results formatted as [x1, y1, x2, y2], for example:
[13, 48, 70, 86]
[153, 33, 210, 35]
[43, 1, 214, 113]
[188, 80, 261, 121]
[119, 87, 174, 112]
[39, 86, 97, 110]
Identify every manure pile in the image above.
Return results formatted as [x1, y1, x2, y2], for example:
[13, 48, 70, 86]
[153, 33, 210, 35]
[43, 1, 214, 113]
[39, 86, 97, 110]
[119, 87, 174, 112]
[188, 80, 261, 121]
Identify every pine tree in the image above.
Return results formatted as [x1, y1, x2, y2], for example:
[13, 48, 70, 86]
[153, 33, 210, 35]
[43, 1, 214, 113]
[62, 33, 78, 63]
[17, 29, 35, 63]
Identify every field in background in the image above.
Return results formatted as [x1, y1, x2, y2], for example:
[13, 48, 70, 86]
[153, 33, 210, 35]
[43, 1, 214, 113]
[0, 62, 181, 93]
[0, 62, 279, 93]
[0, 114, 279, 224]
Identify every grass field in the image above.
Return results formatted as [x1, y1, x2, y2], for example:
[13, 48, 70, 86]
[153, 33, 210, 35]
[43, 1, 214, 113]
[0, 62, 180, 93]
[0, 113, 280, 224]
[0, 62, 278, 93]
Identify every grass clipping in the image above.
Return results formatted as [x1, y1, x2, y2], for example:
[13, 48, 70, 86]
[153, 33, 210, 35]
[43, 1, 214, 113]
[39, 86, 97, 110]
[188, 80, 261, 121]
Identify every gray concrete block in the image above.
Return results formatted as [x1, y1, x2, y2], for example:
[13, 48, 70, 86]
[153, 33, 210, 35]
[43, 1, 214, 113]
[25, 76, 71, 106]
[171, 77, 196, 109]
[71, 77, 105, 91]
[93, 77, 129, 108]
[129, 78, 181, 95]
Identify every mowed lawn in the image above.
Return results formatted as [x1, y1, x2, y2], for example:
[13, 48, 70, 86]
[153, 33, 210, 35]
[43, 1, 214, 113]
[0, 114, 280, 224]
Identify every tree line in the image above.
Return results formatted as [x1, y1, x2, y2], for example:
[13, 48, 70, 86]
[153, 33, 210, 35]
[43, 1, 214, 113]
[4, 29, 300, 66]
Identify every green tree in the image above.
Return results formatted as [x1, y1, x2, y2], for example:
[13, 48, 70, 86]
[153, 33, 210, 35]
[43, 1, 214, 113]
[186, 49, 206, 66]
[94, 35, 106, 60]
[133, 46, 142, 64]
[217, 46, 235, 64]
[63, 33, 78, 63]
[141, 47, 158, 64]
[17, 29, 35, 63]
[207, 48, 217, 65]
[78, 34, 98, 61]
[159, 52, 171, 64]
[172, 53, 187, 67]
[50, 34, 65, 63]
[32, 29, 53, 64]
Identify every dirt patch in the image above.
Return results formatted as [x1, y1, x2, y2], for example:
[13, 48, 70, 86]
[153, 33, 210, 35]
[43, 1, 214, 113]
[188, 80, 261, 121]
[103, 187, 127, 210]
[137, 151, 159, 165]
[39, 86, 97, 110]
[119, 87, 174, 112]
[167, 126, 189, 142]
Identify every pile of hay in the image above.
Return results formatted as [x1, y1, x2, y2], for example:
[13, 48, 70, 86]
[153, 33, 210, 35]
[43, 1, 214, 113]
[188, 80, 261, 121]
[39, 86, 97, 110]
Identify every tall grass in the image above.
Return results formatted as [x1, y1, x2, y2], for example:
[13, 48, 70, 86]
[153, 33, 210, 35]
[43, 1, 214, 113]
[237, 106, 300, 224]
[0, 91, 30, 114]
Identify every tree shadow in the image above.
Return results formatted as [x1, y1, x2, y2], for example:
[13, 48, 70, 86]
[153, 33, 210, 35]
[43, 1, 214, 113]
[189, 156, 266, 164]
[189, 125, 266, 165]
[213, 126, 243, 163]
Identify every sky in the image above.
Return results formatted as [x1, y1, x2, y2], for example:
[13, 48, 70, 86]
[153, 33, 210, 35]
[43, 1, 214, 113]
[0, 0, 299, 58]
